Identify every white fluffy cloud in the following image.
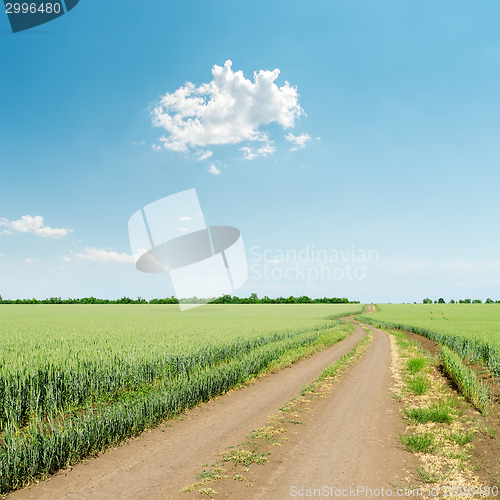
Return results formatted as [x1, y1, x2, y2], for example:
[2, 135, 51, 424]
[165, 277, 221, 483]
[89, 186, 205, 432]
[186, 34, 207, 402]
[76, 247, 134, 264]
[208, 163, 221, 175]
[0, 215, 72, 238]
[240, 143, 276, 160]
[286, 132, 311, 151]
[152, 60, 304, 158]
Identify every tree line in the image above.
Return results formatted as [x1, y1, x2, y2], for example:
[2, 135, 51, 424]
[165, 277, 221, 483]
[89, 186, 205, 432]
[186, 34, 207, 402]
[0, 294, 359, 305]
[422, 298, 499, 304]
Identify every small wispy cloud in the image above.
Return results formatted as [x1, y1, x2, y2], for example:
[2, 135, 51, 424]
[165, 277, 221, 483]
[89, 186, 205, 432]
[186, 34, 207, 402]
[196, 150, 213, 161]
[179, 216, 193, 221]
[240, 143, 276, 160]
[75, 247, 134, 264]
[0, 215, 72, 239]
[208, 163, 221, 175]
[285, 132, 311, 151]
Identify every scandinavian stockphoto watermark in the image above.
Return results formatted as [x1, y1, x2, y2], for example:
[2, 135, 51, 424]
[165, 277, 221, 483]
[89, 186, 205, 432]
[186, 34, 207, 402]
[128, 189, 248, 311]
[3, 0, 79, 33]
[249, 245, 379, 284]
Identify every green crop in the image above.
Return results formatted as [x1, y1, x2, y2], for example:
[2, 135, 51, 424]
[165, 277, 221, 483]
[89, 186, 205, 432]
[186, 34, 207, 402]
[358, 304, 500, 375]
[440, 346, 492, 415]
[0, 303, 361, 493]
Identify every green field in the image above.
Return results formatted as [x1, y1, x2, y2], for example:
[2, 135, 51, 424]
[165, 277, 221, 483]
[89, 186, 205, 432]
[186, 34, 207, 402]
[368, 304, 500, 350]
[0, 303, 362, 492]
[358, 304, 500, 378]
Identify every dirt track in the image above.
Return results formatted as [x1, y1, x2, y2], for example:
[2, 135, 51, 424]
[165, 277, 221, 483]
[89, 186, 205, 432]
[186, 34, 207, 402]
[217, 323, 413, 499]
[10, 324, 371, 500]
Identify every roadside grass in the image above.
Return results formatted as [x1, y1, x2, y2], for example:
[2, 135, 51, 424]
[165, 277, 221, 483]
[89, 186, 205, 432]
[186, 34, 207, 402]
[405, 373, 431, 395]
[180, 325, 374, 498]
[400, 432, 435, 453]
[406, 357, 426, 374]
[404, 403, 454, 425]
[449, 431, 473, 446]
[386, 326, 488, 494]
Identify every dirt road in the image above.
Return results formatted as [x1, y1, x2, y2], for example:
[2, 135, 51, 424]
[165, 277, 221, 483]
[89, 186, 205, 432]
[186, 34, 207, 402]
[214, 323, 413, 499]
[10, 325, 367, 500]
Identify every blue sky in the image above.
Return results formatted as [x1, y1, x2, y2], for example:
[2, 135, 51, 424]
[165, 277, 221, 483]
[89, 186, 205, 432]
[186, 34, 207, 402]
[1, 1, 500, 302]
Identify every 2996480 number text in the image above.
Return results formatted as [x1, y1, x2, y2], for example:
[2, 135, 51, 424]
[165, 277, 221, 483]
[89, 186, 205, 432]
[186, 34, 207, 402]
[5, 2, 61, 14]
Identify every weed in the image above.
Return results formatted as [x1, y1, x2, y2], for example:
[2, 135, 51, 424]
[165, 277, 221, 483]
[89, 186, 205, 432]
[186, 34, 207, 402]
[416, 467, 444, 483]
[449, 431, 473, 445]
[406, 357, 426, 374]
[222, 449, 268, 466]
[406, 374, 431, 395]
[199, 487, 217, 496]
[404, 403, 453, 424]
[399, 432, 435, 453]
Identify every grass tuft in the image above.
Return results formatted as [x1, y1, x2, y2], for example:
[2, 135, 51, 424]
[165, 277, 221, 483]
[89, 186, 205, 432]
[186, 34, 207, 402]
[222, 449, 268, 466]
[449, 431, 473, 446]
[399, 431, 435, 453]
[406, 357, 426, 374]
[406, 373, 431, 395]
[404, 403, 454, 424]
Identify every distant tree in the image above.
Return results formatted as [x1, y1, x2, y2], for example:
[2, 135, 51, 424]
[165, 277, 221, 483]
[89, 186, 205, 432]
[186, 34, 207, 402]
[486, 298, 494, 303]
[298, 295, 311, 303]
[449, 299, 455, 304]
[438, 298, 445, 304]
[423, 298, 432, 304]
[472, 299, 482, 304]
